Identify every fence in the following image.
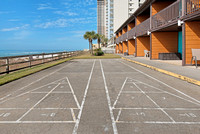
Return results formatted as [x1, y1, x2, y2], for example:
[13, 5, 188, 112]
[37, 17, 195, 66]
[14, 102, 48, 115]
[151, 1, 180, 30]
[185, 0, 200, 15]
[136, 18, 150, 37]
[0, 51, 82, 74]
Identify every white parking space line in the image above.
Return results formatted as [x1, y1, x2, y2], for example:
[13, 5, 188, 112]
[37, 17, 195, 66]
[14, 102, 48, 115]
[0, 62, 74, 101]
[116, 121, 200, 124]
[140, 82, 200, 106]
[31, 92, 72, 94]
[133, 83, 176, 122]
[16, 83, 61, 122]
[67, 77, 80, 109]
[100, 60, 118, 134]
[112, 77, 128, 109]
[0, 77, 66, 105]
[120, 61, 200, 105]
[0, 121, 75, 124]
[72, 60, 96, 134]
[116, 109, 122, 122]
[121, 91, 164, 94]
[113, 108, 200, 110]
[71, 108, 76, 122]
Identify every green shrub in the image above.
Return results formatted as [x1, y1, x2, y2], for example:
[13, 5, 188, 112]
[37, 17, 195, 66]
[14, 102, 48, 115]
[94, 48, 104, 56]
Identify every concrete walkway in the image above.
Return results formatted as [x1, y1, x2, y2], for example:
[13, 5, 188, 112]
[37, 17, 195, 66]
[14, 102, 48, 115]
[122, 56, 200, 82]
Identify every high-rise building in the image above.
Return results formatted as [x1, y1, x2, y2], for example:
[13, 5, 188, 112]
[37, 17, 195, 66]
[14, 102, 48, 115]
[97, 0, 145, 40]
[97, 0, 106, 36]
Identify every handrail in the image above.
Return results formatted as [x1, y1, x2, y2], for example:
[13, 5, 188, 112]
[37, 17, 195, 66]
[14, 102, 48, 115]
[122, 32, 128, 41]
[151, 1, 180, 30]
[136, 18, 150, 37]
[128, 27, 136, 39]
[0, 51, 82, 74]
[185, 0, 200, 15]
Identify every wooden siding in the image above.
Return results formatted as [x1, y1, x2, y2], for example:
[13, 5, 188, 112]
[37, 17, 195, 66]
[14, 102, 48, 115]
[128, 23, 135, 31]
[119, 43, 123, 53]
[123, 42, 128, 53]
[116, 44, 119, 53]
[151, 32, 178, 59]
[128, 39, 135, 55]
[136, 15, 149, 25]
[123, 27, 128, 34]
[185, 21, 200, 64]
[152, 1, 175, 16]
[137, 37, 150, 56]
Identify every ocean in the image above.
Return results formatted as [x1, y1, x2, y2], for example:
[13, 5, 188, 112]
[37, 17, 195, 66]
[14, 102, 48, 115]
[0, 50, 71, 57]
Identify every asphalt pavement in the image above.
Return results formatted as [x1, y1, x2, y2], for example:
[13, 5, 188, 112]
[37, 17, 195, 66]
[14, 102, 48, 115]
[0, 59, 200, 134]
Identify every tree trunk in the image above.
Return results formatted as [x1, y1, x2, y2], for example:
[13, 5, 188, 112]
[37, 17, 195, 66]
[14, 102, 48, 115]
[98, 39, 100, 49]
[89, 41, 91, 54]
[91, 41, 93, 55]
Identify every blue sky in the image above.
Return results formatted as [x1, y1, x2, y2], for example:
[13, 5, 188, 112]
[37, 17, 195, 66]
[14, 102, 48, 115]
[0, 0, 97, 51]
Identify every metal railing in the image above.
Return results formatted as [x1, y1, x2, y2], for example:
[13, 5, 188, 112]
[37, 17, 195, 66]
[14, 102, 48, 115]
[116, 37, 119, 44]
[128, 27, 136, 40]
[136, 18, 150, 37]
[185, 0, 200, 15]
[122, 32, 128, 41]
[0, 51, 82, 74]
[151, 1, 180, 30]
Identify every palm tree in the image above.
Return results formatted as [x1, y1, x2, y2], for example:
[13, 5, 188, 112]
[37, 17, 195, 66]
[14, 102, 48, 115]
[83, 31, 97, 55]
[95, 34, 102, 49]
[101, 35, 108, 47]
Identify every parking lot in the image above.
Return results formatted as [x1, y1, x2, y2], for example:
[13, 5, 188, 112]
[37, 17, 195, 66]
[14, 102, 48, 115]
[0, 59, 200, 134]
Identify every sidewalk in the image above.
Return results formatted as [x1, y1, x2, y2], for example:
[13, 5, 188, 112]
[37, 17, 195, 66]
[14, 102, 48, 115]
[121, 55, 200, 85]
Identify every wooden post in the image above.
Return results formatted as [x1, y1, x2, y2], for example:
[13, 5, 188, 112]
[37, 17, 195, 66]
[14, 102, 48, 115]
[29, 56, 32, 68]
[52, 54, 54, 61]
[42, 53, 44, 64]
[6, 58, 9, 74]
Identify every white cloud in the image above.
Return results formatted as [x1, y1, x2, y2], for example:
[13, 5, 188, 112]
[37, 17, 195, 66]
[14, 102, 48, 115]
[37, 3, 56, 10]
[54, 11, 78, 16]
[13, 31, 31, 40]
[35, 19, 68, 29]
[1, 24, 29, 32]
[8, 19, 20, 22]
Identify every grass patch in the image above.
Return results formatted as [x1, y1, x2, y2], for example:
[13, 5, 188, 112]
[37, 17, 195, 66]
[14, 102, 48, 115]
[0, 52, 120, 86]
[0, 58, 72, 86]
[74, 53, 120, 59]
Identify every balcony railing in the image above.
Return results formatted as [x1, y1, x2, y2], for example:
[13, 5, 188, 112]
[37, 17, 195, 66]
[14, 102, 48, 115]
[185, 0, 200, 15]
[122, 32, 128, 41]
[136, 18, 150, 37]
[151, 1, 180, 30]
[128, 27, 136, 39]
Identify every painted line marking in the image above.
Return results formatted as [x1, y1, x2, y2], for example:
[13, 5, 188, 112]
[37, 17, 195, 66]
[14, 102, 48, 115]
[72, 60, 96, 134]
[116, 121, 200, 124]
[116, 109, 122, 122]
[0, 108, 79, 110]
[112, 77, 128, 109]
[113, 108, 200, 110]
[31, 92, 72, 94]
[100, 60, 118, 134]
[0, 121, 75, 124]
[0, 62, 74, 103]
[71, 108, 76, 122]
[0, 77, 66, 105]
[122, 57, 200, 86]
[133, 82, 176, 122]
[121, 91, 164, 94]
[0, 94, 11, 101]
[67, 77, 80, 109]
[139, 82, 200, 107]
[16, 83, 61, 122]
[120, 61, 200, 105]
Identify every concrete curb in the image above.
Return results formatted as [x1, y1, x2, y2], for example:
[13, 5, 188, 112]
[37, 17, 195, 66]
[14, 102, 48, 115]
[122, 57, 200, 86]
